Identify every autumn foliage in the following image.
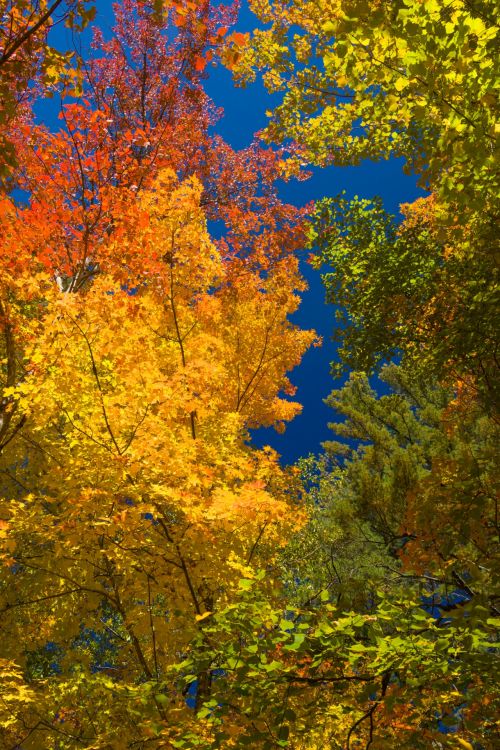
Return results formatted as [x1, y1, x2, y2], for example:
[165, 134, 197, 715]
[1, 1, 316, 745]
[1, 1, 499, 749]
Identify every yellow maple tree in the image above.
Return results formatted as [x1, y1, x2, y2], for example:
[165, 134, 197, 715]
[0, 171, 315, 747]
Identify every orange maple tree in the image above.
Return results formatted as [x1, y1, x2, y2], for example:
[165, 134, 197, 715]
[0, 2, 316, 746]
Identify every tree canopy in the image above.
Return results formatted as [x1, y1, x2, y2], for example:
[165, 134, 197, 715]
[1, 1, 498, 748]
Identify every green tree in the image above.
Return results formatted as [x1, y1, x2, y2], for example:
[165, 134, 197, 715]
[311, 193, 499, 410]
[229, 0, 499, 407]
[175, 365, 499, 749]
[231, 0, 498, 224]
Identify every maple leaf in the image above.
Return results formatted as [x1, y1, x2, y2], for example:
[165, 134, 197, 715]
[231, 32, 248, 47]
[194, 55, 207, 71]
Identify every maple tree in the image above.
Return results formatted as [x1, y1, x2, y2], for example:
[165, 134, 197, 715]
[0, 1, 316, 747]
[1, 0, 309, 449]
[1, 168, 314, 747]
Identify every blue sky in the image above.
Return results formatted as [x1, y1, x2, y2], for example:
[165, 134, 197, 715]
[207, 3, 424, 462]
[44, 1, 424, 463]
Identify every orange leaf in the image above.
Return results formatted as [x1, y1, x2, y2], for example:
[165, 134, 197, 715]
[232, 32, 248, 48]
[173, 13, 186, 26]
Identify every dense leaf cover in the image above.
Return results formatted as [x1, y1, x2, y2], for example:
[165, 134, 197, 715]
[1, 0, 498, 748]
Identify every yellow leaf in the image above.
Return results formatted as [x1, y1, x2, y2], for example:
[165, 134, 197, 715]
[195, 611, 212, 622]
[394, 76, 409, 92]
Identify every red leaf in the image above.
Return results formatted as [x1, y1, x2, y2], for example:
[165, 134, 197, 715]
[194, 55, 207, 72]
